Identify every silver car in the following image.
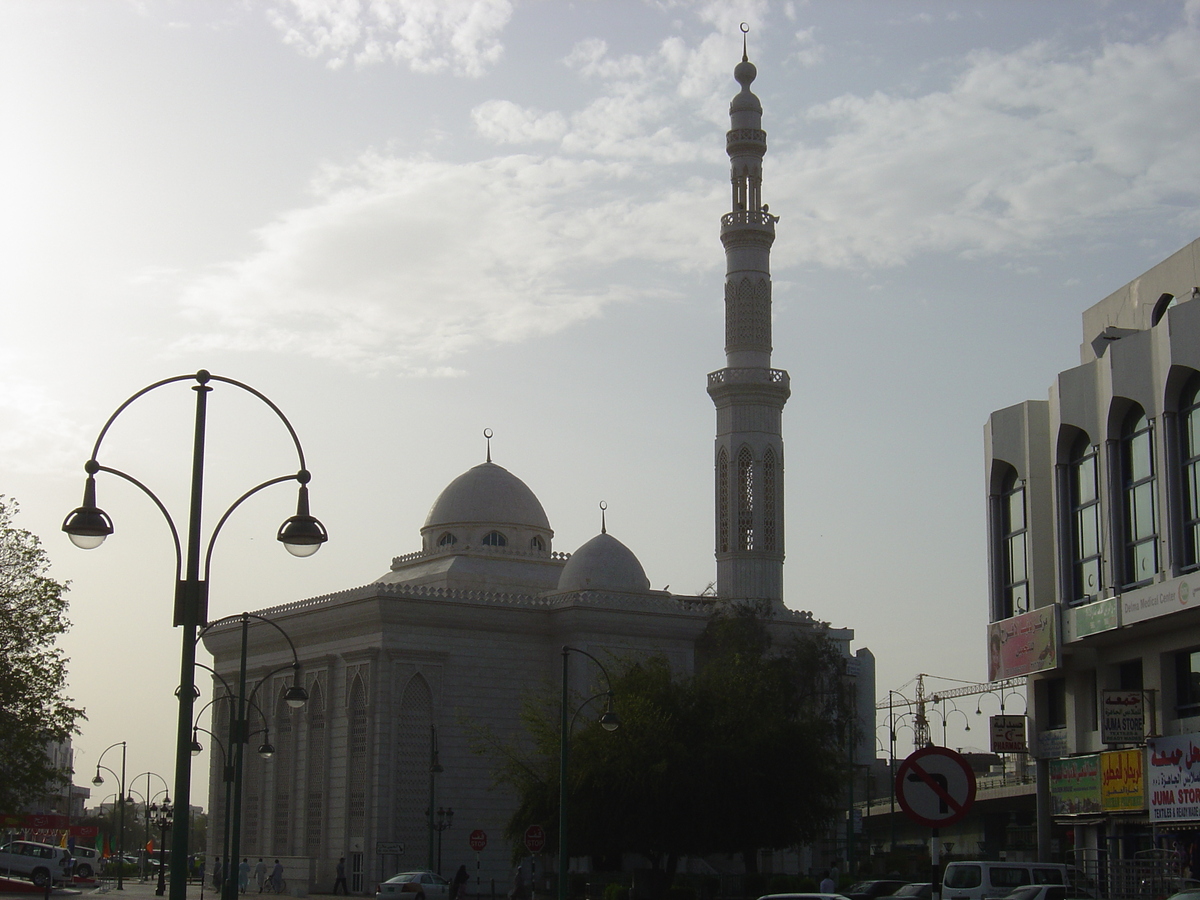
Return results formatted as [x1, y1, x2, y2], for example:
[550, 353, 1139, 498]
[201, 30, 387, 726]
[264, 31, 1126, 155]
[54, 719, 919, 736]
[0, 840, 75, 887]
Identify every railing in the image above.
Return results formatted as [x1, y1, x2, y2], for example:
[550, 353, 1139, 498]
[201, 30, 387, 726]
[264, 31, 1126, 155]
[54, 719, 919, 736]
[707, 367, 790, 388]
[720, 210, 778, 227]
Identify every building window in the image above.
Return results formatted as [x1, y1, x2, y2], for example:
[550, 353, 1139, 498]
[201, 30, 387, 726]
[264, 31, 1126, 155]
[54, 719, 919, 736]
[437, 532, 457, 547]
[737, 446, 754, 551]
[1044, 678, 1067, 730]
[718, 449, 729, 554]
[1176, 648, 1200, 714]
[1180, 375, 1200, 570]
[348, 675, 367, 832]
[305, 678, 325, 856]
[1069, 434, 1103, 604]
[482, 531, 507, 547]
[999, 468, 1028, 618]
[1121, 408, 1157, 586]
[530, 535, 544, 551]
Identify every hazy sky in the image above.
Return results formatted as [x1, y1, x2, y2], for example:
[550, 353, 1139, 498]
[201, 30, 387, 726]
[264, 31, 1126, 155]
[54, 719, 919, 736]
[3, 0, 1199, 805]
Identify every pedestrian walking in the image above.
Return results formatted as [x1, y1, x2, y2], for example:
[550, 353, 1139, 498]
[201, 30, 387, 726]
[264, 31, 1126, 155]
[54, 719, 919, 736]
[272, 860, 284, 894]
[255, 859, 267, 893]
[214, 857, 224, 891]
[451, 864, 469, 900]
[239, 858, 250, 894]
[333, 858, 348, 894]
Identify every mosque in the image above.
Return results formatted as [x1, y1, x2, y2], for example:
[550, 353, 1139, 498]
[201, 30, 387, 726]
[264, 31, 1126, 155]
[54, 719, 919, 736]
[202, 47, 875, 894]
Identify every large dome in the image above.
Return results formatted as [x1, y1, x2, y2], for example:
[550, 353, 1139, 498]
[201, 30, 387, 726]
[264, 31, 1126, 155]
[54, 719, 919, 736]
[557, 532, 650, 594]
[424, 462, 551, 532]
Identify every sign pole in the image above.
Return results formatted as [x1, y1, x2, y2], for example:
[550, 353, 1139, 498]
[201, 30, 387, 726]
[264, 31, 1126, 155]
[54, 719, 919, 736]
[931, 828, 940, 900]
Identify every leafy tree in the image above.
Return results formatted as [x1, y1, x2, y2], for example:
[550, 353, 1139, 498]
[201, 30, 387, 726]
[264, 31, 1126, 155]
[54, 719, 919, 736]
[0, 496, 85, 813]
[482, 602, 853, 892]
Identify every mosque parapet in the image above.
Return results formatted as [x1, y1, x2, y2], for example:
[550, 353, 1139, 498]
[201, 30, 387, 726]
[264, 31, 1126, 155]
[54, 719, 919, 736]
[390, 546, 570, 570]
[707, 367, 790, 388]
[720, 210, 777, 238]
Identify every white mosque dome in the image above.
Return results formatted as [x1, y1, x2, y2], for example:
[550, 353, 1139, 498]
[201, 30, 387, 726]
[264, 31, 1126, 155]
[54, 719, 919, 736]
[557, 532, 650, 594]
[424, 462, 551, 532]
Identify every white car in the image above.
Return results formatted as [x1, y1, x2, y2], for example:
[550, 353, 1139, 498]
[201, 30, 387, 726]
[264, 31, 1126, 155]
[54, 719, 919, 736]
[72, 846, 100, 879]
[0, 840, 75, 887]
[377, 871, 452, 900]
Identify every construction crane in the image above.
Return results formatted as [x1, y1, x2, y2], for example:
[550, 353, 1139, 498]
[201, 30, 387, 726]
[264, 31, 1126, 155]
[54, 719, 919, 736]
[877, 673, 1027, 752]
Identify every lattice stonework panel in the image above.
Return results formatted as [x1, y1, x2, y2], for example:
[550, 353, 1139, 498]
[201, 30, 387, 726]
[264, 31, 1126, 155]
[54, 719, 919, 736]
[718, 449, 730, 554]
[725, 276, 771, 349]
[305, 674, 327, 856]
[738, 446, 755, 551]
[347, 674, 368, 834]
[763, 448, 776, 552]
[272, 683, 297, 855]
[396, 675, 432, 859]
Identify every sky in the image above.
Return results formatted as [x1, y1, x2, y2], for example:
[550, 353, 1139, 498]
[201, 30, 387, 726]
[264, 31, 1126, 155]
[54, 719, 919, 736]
[3, 0, 1200, 807]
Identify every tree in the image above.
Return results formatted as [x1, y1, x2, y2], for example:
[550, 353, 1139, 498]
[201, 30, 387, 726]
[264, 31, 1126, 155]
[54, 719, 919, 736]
[0, 496, 85, 813]
[483, 602, 853, 891]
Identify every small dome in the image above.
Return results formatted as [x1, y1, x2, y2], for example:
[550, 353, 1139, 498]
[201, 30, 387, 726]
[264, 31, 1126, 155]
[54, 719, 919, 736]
[557, 532, 650, 594]
[730, 59, 762, 117]
[425, 462, 551, 532]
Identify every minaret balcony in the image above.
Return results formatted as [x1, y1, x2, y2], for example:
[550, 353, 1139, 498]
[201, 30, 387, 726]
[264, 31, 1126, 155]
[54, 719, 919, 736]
[708, 367, 789, 389]
[720, 210, 777, 242]
[706, 367, 791, 409]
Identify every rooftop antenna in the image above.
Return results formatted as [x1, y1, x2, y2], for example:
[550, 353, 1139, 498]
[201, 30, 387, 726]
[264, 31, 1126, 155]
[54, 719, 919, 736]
[740, 22, 749, 62]
[599, 500, 607, 535]
[484, 427, 493, 463]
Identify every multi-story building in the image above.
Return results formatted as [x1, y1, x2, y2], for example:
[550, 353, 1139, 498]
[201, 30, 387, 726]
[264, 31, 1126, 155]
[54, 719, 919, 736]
[985, 238, 1200, 868]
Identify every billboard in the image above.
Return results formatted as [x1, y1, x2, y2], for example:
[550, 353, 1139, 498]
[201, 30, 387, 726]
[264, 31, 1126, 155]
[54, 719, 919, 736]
[1101, 690, 1145, 744]
[1148, 735, 1200, 822]
[991, 715, 1028, 753]
[1049, 754, 1101, 816]
[1101, 748, 1145, 812]
[988, 607, 1057, 680]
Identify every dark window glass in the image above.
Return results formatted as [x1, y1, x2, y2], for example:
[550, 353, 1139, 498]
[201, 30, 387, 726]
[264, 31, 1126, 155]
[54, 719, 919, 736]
[999, 468, 1029, 618]
[530, 535, 544, 551]
[482, 531, 507, 547]
[1175, 648, 1200, 712]
[1045, 678, 1067, 730]
[943, 867, 981, 889]
[1122, 409, 1157, 586]
[437, 532, 457, 547]
[1119, 658, 1143, 691]
[1069, 435, 1103, 603]
[1181, 376, 1200, 570]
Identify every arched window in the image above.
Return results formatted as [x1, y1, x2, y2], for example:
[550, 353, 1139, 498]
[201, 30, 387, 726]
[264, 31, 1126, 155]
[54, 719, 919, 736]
[1121, 407, 1157, 587]
[272, 683, 297, 854]
[998, 467, 1028, 618]
[530, 535, 544, 551]
[1069, 433, 1103, 604]
[717, 449, 729, 554]
[396, 676, 432, 861]
[737, 447, 754, 551]
[482, 531, 507, 547]
[437, 532, 457, 547]
[1180, 375, 1200, 569]
[763, 448, 777, 552]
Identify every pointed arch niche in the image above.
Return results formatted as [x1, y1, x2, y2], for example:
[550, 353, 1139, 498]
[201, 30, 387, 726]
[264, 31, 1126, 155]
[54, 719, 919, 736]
[305, 674, 327, 856]
[395, 674, 433, 859]
[347, 671, 369, 836]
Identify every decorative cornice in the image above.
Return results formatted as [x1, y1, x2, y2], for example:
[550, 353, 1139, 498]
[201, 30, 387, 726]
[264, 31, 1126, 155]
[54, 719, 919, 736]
[391, 546, 570, 570]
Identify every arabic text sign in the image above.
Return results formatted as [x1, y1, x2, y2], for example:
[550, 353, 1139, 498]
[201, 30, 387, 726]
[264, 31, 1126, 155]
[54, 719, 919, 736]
[1121, 575, 1195, 625]
[1102, 690, 1145, 744]
[991, 715, 1028, 753]
[1148, 735, 1200, 822]
[987, 607, 1057, 681]
[1049, 754, 1101, 816]
[1064, 597, 1118, 642]
[1101, 748, 1145, 812]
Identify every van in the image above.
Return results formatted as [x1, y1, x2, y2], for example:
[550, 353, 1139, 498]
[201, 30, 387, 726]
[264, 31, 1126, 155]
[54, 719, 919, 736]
[942, 862, 1070, 900]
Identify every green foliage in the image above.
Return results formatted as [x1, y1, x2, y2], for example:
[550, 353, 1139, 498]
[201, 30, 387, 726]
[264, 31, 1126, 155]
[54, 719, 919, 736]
[481, 601, 852, 878]
[603, 884, 630, 900]
[0, 496, 85, 813]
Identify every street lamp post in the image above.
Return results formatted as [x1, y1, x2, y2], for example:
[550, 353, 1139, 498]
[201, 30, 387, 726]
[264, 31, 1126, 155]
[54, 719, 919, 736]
[431, 807, 453, 875]
[151, 797, 174, 897]
[131, 773, 170, 880]
[558, 647, 619, 900]
[63, 370, 327, 900]
[92, 742, 127, 890]
[427, 725, 443, 871]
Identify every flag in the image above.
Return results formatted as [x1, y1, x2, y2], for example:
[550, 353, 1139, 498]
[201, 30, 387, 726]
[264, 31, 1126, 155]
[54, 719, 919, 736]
[59, 831, 67, 848]
[102, 834, 111, 858]
[146, 840, 154, 853]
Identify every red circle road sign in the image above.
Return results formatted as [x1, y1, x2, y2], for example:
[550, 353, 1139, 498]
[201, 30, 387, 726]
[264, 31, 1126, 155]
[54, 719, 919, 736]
[895, 746, 977, 828]
[524, 825, 546, 853]
[469, 830, 487, 852]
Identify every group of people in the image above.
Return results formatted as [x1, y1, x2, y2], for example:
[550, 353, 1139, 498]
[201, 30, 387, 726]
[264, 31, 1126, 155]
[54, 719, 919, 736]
[209, 856, 285, 893]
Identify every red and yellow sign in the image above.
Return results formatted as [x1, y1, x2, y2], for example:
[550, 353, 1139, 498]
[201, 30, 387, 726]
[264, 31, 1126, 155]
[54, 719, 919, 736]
[1101, 748, 1145, 811]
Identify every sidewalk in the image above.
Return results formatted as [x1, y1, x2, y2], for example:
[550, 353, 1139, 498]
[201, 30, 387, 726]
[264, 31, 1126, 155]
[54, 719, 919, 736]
[0, 880, 348, 900]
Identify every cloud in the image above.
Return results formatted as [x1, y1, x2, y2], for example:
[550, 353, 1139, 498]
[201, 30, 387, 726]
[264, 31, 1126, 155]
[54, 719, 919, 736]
[171, 152, 717, 372]
[770, 18, 1200, 267]
[267, 0, 513, 75]
[471, 101, 568, 144]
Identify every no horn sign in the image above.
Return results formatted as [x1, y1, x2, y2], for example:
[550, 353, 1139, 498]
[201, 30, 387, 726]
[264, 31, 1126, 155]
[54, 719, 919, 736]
[895, 746, 977, 828]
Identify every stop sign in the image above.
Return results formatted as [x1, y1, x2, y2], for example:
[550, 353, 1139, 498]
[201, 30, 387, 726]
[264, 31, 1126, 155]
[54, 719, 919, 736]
[469, 829, 487, 852]
[524, 825, 546, 853]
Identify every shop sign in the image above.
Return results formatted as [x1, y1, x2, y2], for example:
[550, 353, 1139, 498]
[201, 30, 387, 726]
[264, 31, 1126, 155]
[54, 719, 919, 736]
[1049, 754, 1101, 816]
[1148, 735, 1200, 822]
[1035, 729, 1069, 759]
[1121, 575, 1196, 626]
[1064, 597, 1118, 642]
[991, 715, 1028, 753]
[987, 607, 1057, 681]
[1101, 690, 1145, 744]
[1101, 748, 1145, 811]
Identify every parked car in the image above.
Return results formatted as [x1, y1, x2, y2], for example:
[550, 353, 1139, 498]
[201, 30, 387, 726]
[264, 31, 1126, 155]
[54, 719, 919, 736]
[893, 884, 932, 900]
[1004, 884, 1095, 900]
[72, 846, 100, 879]
[758, 894, 852, 900]
[943, 862, 1069, 900]
[376, 871, 452, 900]
[843, 881, 910, 900]
[0, 840, 75, 887]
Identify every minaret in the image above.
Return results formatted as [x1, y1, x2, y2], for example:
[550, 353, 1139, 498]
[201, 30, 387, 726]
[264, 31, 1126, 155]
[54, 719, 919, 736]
[707, 40, 790, 601]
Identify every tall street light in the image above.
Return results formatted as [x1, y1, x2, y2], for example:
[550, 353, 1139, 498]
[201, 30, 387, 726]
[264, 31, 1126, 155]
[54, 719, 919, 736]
[92, 742, 127, 890]
[63, 370, 328, 900]
[558, 647, 619, 900]
[130, 772, 170, 880]
[151, 797, 174, 897]
[198, 612, 308, 900]
[427, 725, 444, 871]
